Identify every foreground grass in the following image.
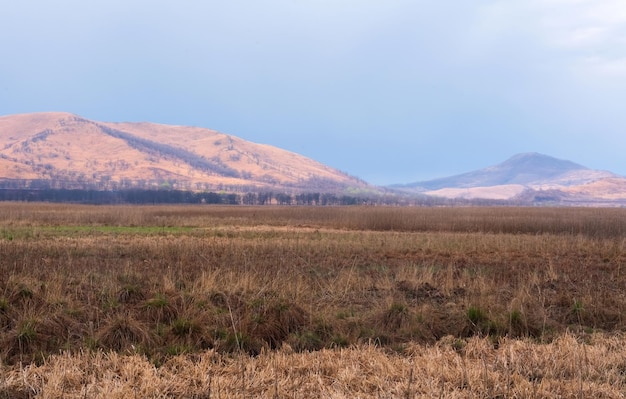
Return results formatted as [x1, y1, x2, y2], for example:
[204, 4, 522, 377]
[2, 334, 625, 398]
[1, 203, 625, 397]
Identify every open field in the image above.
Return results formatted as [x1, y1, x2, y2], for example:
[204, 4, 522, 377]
[1, 203, 626, 397]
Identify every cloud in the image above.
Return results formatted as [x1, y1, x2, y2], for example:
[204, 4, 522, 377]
[578, 56, 626, 77]
[464, 1, 626, 76]
[531, 0, 626, 76]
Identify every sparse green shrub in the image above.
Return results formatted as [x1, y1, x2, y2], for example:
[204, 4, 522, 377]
[16, 319, 38, 345]
[0, 298, 8, 313]
[13, 284, 33, 301]
[331, 334, 349, 348]
[142, 294, 178, 324]
[145, 294, 168, 309]
[288, 330, 324, 352]
[2, 230, 14, 241]
[508, 309, 529, 337]
[243, 298, 308, 348]
[465, 306, 494, 336]
[572, 299, 584, 315]
[117, 284, 144, 304]
[171, 318, 193, 336]
[336, 309, 353, 320]
[467, 306, 488, 325]
[164, 344, 191, 356]
[377, 302, 410, 330]
[219, 331, 262, 355]
[116, 274, 145, 304]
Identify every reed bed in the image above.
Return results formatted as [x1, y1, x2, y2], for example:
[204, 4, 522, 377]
[2, 203, 626, 238]
[1, 203, 625, 397]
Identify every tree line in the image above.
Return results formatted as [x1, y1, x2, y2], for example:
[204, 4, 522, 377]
[0, 188, 377, 205]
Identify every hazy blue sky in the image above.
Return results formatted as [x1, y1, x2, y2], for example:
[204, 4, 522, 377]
[2, 1, 625, 185]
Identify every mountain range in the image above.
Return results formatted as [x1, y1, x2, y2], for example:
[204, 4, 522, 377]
[393, 152, 626, 205]
[1, 112, 625, 206]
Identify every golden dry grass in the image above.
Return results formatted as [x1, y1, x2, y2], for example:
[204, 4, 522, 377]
[1, 203, 626, 397]
[2, 334, 625, 398]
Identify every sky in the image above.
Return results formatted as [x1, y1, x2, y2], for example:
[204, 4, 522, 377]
[2, 1, 626, 185]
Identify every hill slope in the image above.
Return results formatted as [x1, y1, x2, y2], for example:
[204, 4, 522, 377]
[0, 112, 371, 193]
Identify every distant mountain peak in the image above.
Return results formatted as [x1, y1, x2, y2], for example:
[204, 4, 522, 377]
[499, 152, 586, 171]
[398, 153, 606, 191]
[507, 152, 547, 159]
[390, 151, 626, 204]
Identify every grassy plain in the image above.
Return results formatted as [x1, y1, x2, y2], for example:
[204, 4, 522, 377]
[1, 203, 626, 398]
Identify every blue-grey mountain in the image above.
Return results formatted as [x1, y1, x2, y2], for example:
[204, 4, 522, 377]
[393, 152, 626, 205]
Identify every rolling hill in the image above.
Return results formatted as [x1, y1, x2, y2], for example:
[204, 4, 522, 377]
[0, 112, 372, 194]
[393, 153, 626, 205]
[3, 113, 624, 206]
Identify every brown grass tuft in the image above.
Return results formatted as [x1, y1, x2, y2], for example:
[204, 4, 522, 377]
[242, 297, 309, 349]
[96, 314, 154, 353]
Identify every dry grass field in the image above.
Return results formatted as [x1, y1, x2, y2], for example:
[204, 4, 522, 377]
[1, 203, 626, 398]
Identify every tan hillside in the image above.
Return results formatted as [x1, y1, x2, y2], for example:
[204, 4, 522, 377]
[424, 179, 626, 204]
[560, 177, 626, 200]
[0, 112, 369, 192]
[425, 184, 527, 200]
